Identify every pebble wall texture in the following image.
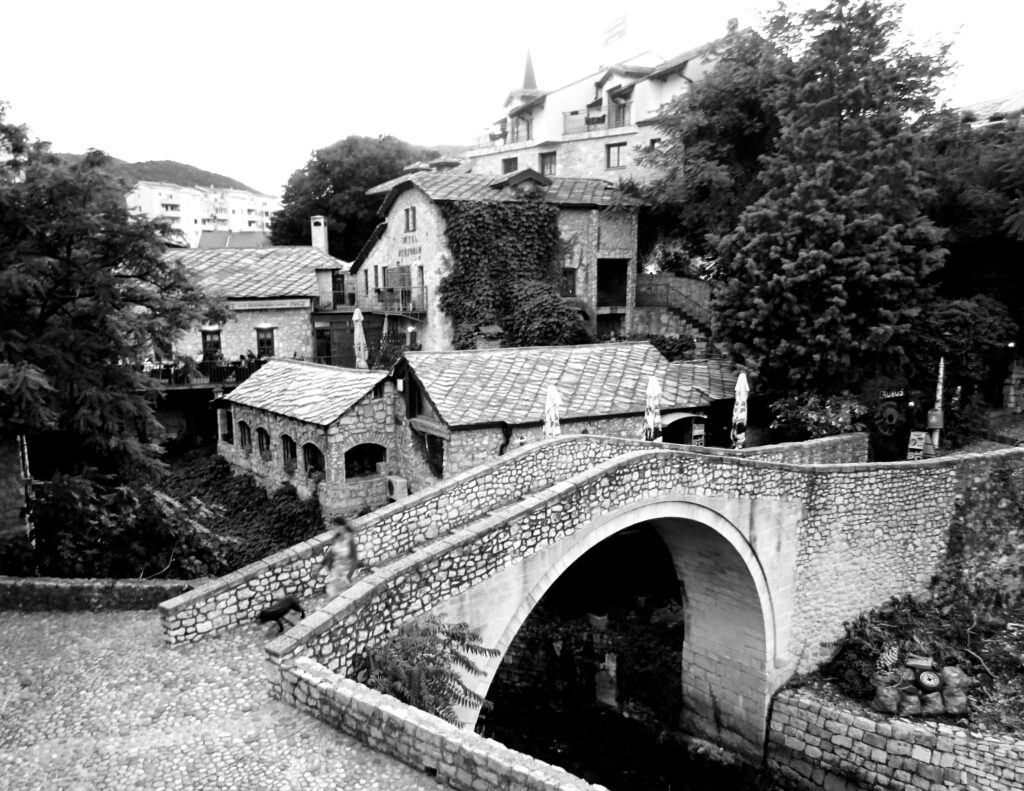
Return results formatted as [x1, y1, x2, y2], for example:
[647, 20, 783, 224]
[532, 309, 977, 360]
[279, 657, 609, 791]
[767, 689, 1024, 791]
[1, 576, 193, 611]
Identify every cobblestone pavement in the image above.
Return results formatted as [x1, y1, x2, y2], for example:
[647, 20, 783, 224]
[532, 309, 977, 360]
[0, 609, 442, 791]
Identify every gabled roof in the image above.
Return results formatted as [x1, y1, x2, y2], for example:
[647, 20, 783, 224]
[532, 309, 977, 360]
[224, 358, 388, 426]
[402, 342, 738, 428]
[166, 246, 343, 299]
[366, 170, 636, 209]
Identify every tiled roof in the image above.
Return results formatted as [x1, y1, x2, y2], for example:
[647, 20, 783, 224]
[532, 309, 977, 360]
[366, 170, 636, 209]
[404, 342, 738, 428]
[166, 246, 344, 299]
[224, 359, 388, 426]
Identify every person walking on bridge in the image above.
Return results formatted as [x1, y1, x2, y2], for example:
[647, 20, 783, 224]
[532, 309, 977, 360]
[322, 516, 359, 598]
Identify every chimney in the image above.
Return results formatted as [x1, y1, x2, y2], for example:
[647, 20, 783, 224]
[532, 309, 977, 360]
[310, 215, 328, 253]
[727, 18, 739, 35]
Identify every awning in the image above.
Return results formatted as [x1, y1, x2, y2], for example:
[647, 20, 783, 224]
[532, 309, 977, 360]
[409, 417, 451, 441]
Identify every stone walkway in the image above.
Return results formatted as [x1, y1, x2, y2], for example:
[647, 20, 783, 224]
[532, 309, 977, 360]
[0, 610, 442, 791]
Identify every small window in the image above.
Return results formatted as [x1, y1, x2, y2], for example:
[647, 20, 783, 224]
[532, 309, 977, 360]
[256, 328, 275, 358]
[561, 268, 577, 297]
[219, 409, 233, 444]
[606, 143, 627, 169]
[404, 206, 416, 233]
[238, 421, 252, 450]
[256, 426, 272, 456]
[649, 138, 662, 150]
[364, 269, 369, 294]
[281, 434, 297, 462]
[303, 443, 325, 476]
[201, 330, 222, 360]
[539, 152, 556, 176]
[372, 381, 386, 399]
[502, 157, 518, 174]
[374, 266, 380, 289]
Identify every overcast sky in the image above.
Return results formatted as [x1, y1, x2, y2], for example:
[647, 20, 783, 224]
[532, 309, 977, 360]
[3, 0, 1020, 197]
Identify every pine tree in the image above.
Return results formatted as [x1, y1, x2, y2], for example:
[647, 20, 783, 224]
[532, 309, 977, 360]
[713, 1, 949, 395]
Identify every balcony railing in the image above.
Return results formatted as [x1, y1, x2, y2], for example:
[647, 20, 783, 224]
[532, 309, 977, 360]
[563, 103, 632, 135]
[375, 285, 428, 314]
[313, 292, 357, 311]
[136, 358, 265, 387]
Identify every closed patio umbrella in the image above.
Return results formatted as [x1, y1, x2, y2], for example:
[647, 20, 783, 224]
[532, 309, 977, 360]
[352, 308, 368, 369]
[643, 375, 663, 441]
[731, 371, 749, 449]
[543, 384, 563, 438]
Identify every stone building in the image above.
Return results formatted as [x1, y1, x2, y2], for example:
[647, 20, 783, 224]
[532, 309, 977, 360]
[215, 343, 738, 513]
[167, 243, 345, 363]
[353, 168, 640, 347]
[397, 341, 738, 484]
[216, 359, 400, 516]
[465, 24, 743, 182]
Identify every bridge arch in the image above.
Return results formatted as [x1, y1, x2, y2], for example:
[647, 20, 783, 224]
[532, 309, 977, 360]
[438, 497, 779, 760]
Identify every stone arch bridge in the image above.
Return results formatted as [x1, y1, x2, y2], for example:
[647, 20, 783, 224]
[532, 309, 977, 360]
[161, 433, 999, 765]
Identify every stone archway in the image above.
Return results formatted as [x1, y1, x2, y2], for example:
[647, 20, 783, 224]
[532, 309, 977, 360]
[434, 497, 778, 761]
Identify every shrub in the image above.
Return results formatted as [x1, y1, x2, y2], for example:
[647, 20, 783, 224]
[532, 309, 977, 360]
[353, 615, 500, 726]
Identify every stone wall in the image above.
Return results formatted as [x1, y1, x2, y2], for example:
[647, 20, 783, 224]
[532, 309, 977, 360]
[1, 576, 192, 611]
[278, 657, 606, 791]
[161, 434, 865, 645]
[0, 437, 26, 538]
[767, 688, 1024, 791]
[160, 435, 653, 644]
[176, 305, 313, 361]
[218, 383, 402, 515]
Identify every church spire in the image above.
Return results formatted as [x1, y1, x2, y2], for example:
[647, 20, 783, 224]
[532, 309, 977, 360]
[523, 50, 537, 91]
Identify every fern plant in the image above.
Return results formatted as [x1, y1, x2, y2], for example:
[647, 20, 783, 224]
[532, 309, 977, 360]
[354, 615, 500, 726]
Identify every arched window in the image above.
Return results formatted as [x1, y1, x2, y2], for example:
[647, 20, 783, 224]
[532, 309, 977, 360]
[281, 434, 297, 472]
[345, 443, 386, 479]
[256, 427, 271, 460]
[238, 421, 252, 451]
[303, 443, 325, 476]
[218, 409, 233, 444]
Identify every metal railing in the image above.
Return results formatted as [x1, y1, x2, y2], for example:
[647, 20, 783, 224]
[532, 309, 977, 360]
[375, 285, 428, 314]
[137, 359, 265, 386]
[563, 103, 632, 135]
[635, 282, 713, 334]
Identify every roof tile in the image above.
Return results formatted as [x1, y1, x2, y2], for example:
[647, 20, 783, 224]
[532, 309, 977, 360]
[224, 359, 388, 426]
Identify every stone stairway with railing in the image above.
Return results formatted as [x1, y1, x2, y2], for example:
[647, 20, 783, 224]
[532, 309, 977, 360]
[634, 275, 716, 353]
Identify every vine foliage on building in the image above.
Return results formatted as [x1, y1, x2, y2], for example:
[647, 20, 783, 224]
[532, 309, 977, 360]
[438, 199, 587, 348]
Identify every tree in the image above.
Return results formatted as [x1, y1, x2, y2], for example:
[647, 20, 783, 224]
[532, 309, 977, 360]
[0, 102, 222, 475]
[270, 135, 440, 261]
[636, 28, 791, 272]
[712, 1, 949, 395]
[354, 615, 500, 726]
[923, 111, 1024, 334]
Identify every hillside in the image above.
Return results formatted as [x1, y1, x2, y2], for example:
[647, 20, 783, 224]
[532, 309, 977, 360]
[55, 154, 256, 192]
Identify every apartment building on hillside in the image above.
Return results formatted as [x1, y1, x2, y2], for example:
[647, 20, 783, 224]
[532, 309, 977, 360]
[467, 22, 741, 182]
[126, 181, 281, 247]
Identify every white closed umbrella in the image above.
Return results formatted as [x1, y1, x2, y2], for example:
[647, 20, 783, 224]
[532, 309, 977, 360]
[352, 308, 368, 369]
[644, 375, 663, 441]
[543, 384, 563, 438]
[731, 371, 749, 449]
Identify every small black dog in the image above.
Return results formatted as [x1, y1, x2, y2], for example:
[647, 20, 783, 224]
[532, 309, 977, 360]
[256, 594, 305, 634]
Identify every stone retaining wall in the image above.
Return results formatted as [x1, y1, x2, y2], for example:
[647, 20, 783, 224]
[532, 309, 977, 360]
[768, 688, 1024, 791]
[0, 575, 193, 611]
[279, 656, 607, 791]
